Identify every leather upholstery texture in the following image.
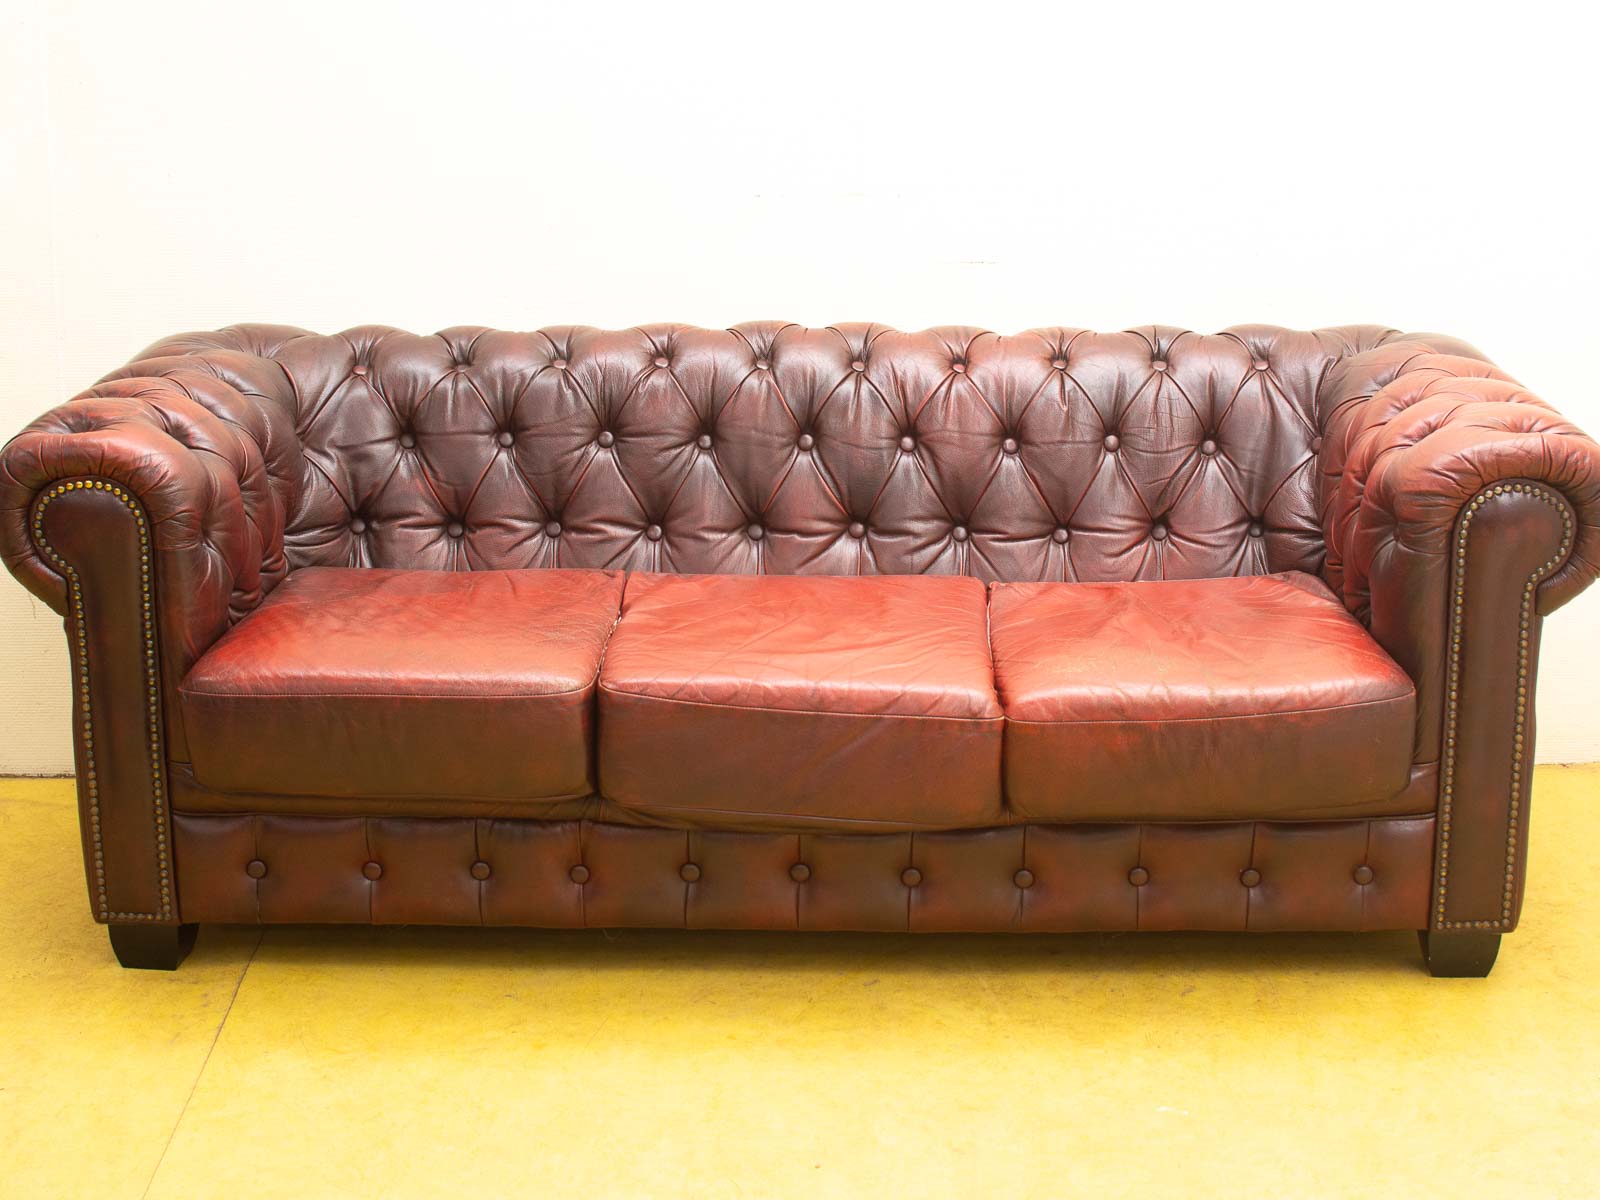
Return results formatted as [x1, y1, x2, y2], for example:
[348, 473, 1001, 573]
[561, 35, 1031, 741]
[598, 572, 1002, 830]
[2, 322, 1597, 943]
[991, 572, 1417, 822]
[179, 567, 624, 801]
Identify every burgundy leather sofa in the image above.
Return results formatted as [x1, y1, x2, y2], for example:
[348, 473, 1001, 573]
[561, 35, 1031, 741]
[3, 323, 1596, 976]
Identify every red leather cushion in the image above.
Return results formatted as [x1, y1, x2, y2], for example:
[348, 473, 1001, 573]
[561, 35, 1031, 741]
[179, 567, 624, 801]
[598, 573, 1003, 831]
[990, 572, 1418, 822]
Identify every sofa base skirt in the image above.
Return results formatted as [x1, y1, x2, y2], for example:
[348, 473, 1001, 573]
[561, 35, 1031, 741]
[171, 813, 1436, 933]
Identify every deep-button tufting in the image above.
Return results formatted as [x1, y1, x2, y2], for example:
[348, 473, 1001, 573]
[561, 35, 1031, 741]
[680, 862, 701, 882]
[1253, 359, 1270, 371]
[789, 862, 811, 882]
[245, 859, 267, 879]
[951, 525, 969, 542]
[1002, 437, 1019, 454]
[1151, 522, 1169, 541]
[352, 364, 368, 377]
[552, 358, 568, 370]
[1240, 868, 1263, 887]
[362, 861, 383, 881]
[1310, 436, 1324, 453]
[1201, 439, 1218, 456]
[470, 861, 492, 881]
[398, 432, 416, 449]
[1129, 866, 1150, 886]
[597, 430, 615, 448]
[1103, 433, 1120, 451]
[544, 521, 562, 538]
[645, 524, 663, 541]
[851, 359, 865, 372]
[1014, 868, 1035, 889]
[848, 521, 866, 539]
[653, 356, 669, 368]
[797, 433, 815, 451]
[1353, 865, 1376, 885]
[350, 516, 368, 534]
[1052, 527, 1069, 543]
[901, 867, 923, 887]
[1248, 521, 1265, 538]
[756, 359, 770, 370]
[496, 431, 515, 448]
[1051, 357, 1068, 369]
[569, 864, 590, 884]
[697, 433, 713, 450]
[1153, 360, 1168, 372]
[951, 361, 966, 373]
[446, 521, 465, 538]
[747, 524, 764, 540]
[899, 435, 916, 453]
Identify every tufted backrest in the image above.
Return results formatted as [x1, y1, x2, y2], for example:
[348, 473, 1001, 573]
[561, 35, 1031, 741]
[117, 322, 1478, 584]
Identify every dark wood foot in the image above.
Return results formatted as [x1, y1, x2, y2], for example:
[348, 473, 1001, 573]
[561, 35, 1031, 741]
[108, 923, 197, 970]
[1418, 929, 1501, 978]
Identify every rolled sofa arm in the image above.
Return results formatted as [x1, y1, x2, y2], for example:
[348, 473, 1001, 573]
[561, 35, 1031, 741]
[1318, 341, 1600, 932]
[0, 369, 297, 924]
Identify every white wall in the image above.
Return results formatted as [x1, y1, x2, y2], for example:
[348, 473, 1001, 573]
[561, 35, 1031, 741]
[2, 0, 1596, 769]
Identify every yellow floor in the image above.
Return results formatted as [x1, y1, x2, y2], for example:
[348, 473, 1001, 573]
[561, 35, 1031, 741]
[2, 771, 1598, 1199]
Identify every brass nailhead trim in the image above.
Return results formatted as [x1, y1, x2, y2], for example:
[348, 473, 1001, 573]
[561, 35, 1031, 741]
[31, 479, 171, 922]
[1434, 481, 1574, 931]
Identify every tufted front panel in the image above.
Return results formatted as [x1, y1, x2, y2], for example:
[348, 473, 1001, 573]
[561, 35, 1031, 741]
[121, 323, 1463, 584]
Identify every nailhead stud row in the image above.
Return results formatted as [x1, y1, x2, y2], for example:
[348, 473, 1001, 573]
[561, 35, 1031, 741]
[1434, 481, 1574, 930]
[31, 479, 171, 922]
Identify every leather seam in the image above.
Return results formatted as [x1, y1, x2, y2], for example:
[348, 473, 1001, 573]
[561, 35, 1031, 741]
[1003, 692, 1413, 726]
[598, 685, 1003, 724]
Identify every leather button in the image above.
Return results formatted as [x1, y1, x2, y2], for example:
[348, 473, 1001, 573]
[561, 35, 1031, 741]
[1253, 359, 1269, 371]
[848, 521, 866, 539]
[1151, 522, 1169, 541]
[797, 433, 815, 450]
[1002, 437, 1019, 454]
[747, 524, 765, 540]
[1051, 358, 1068, 370]
[1052, 527, 1069, 543]
[653, 356, 669, 369]
[1248, 521, 1264, 538]
[350, 517, 368, 534]
[497, 431, 515, 447]
[1310, 436, 1324, 453]
[901, 867, 922, 887]
[245, 859, 267, 879]
[1152, 360, 1168, 372]
[544, 520, 562, 538]
[1014, 868, 1035, 890]
[899, 435, 916, 453]
[951, 361, 966, 373]
[446, 521, 465, 538]
[1240, 868, 1262, 888]
[352, 364, 369, 377]
[399, 432, 416, 449]
[1200, 439, 1218, 456]
[1128, 866, 1150, 887]
[597, 431, 615, 448]
[645, 524, 663, 541]
[756, 359, 770, 370]
[1103, 433, 1120, 451]
[569, 864, 590, 884]
[470, 861, 492, 881]
[951, 525, 969, 542]
[1353, 865, 1375, 885]
[680, 863, 701, 882]
[553, 358, 568, 370]
[790, 863, 811, 883]
[362, 861, 383, 881]
[851, 360, 865, 372]
[697, 433, 713, 450]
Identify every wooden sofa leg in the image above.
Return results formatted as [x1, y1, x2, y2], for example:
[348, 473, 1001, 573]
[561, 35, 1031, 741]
[1418, 930, 1501, 978]
[109, 923, 197, 971]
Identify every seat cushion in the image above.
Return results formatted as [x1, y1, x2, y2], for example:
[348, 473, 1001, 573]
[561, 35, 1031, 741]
[598, 573, 1003, 831]
[989, 572, 1418, 822]
[179, 568, 625, 803]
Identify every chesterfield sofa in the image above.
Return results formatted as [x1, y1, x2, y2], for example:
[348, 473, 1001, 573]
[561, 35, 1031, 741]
[3, 323, 1597, 977]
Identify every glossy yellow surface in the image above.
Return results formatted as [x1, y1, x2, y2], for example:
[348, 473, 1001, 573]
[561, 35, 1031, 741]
[2, 768, 1598, 1198]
